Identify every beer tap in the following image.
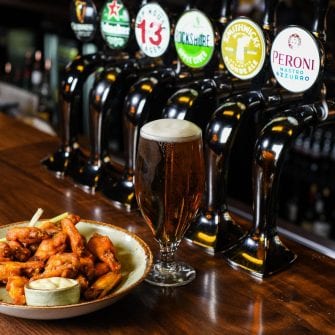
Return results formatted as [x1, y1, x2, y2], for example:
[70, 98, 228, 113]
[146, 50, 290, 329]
[184, 0, 290, 252]
[42, 0, 140, 176]
[223, 98, 333, 277]
[160, 0, 247, 129]
[224, 0, 331, 277]
[70, 0, 178, 192]
[42, 0, 112, 176]
[100, 0, 208, 209]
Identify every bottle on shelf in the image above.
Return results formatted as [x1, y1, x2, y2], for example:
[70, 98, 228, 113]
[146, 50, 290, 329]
[30, 50, 43, 96]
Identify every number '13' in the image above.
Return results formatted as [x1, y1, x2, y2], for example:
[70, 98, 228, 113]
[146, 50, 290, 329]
[137, 19, 163, 46]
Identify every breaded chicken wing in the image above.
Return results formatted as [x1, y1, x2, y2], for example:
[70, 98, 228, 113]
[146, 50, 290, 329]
[87, 233, 121, 273]
[84, 271, 122, 300]
[0, 261, 44, 282]
[6, 227, 48, 245]
[35, 253, 80, 279]
[32, 231, 67, 262]
[6, 275, 29, 305]
[61, 215, 85, 255]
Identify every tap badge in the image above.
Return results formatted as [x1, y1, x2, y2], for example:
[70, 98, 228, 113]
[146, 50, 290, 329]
[135, 3, 171, 58]
[100, 0, 131, 49]
[174, 10, 215, 69]
[221, 18, 266, 80]
[271, 26, 321, 93]
[70, 0, 98, 42]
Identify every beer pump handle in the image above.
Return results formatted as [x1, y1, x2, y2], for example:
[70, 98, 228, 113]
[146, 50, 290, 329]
[217, 0, 234, 26]
[185, 0, 197, 10]
[42, 52, 107, 175]
[60, 53, 104, 149]
[88, 69, 120, 166]
[224, 101, 329, 277]
[262, 0, 280, 33]
[311, 0, 329, 42]
[205, 92, 262, 209]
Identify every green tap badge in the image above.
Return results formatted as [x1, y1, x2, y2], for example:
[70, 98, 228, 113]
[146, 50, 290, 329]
[100, 0, 131, 49]
[174, 10, 215, 69]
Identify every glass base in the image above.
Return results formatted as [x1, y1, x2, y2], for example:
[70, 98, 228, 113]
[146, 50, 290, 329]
[145, 261, 196, 287]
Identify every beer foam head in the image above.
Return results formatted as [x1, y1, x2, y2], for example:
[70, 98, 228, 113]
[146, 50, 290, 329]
[140, 119, 202, 142]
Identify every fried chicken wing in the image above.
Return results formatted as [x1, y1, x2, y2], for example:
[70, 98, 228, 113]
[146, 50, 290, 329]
[84, 271, 122, 300]
[94, 262, 110, 278]
[0, 242, 12, 259]
[61, 215, 85, 255]
[78, 253, 95, 281]
[38, 221, 62, 235]
[76, 274, 89, 293]
[0, 261, 44, 282]
[32, 231, 67, 261]
[6, 227, 49, 245]
[36, 253, 80, 279]
[6, 275, 29, 305]
[7, 241, 31, 262]
[87, 233, 121, 273]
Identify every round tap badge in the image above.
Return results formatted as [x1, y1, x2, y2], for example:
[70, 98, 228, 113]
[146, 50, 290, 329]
[100, 0, 131, 49]
[271, 26, 321, 93]
[174, 10, 215, 69]
[70, 0, 98, 42]
[221, 18, 266, 80]
[134, 3, 171, 58]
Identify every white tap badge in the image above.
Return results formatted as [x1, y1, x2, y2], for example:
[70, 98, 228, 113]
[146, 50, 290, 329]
[135, 3, 170, 58]
[271, 26, 321, 93]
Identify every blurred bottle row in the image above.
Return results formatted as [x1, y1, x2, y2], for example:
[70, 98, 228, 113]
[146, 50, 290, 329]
[279, 125, 335, 240]
[0, 1, 82, 129]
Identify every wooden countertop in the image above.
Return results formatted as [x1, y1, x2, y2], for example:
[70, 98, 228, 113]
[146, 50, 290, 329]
[0, 113, 334, 334]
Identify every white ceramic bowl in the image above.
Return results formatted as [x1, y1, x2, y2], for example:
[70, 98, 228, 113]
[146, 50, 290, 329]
[0, 220, 153, 319]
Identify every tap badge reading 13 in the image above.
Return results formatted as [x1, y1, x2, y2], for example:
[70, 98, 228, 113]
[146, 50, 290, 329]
[221, 18, 266, 80]
[135, 3, 171, 58]
[174, 10, 215, 69]
[100, 0, 131, 49]
[270, 26, 321, 93]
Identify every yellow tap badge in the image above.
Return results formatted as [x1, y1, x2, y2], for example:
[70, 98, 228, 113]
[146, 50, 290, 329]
[221, 18, 266, 80]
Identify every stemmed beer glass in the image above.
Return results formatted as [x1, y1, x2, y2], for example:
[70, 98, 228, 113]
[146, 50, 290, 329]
[135, 119, 205, 287]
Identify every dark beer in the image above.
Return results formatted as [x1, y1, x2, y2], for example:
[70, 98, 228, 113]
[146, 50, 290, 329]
[135, 119, 205, 245]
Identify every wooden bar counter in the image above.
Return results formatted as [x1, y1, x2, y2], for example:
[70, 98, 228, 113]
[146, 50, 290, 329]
[0, 114, 334, 334]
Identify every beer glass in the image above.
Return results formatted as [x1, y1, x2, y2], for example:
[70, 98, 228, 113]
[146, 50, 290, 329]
[135, 119, 205, 286]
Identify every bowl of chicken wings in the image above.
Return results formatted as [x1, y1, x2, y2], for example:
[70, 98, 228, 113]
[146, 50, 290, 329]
[0, 213, 153, 319]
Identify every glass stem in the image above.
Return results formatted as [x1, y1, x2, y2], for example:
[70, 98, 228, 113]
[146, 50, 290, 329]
[159, 243, 179, 271]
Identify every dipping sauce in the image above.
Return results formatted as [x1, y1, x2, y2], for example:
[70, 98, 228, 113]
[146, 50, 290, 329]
[25, 277, 80, 306]
[28, 277, 77, 290]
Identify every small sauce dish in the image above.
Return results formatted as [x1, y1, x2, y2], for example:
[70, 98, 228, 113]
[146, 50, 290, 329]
[24, 277, 80, 306]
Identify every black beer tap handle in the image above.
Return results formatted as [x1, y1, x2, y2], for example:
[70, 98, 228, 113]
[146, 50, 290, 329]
[224, 100, 329, 278]
[60, 53, 105, 148]
[42, 52, 108, 175]
[311, 0, 330, 42]
[262, 0, 280, 33]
